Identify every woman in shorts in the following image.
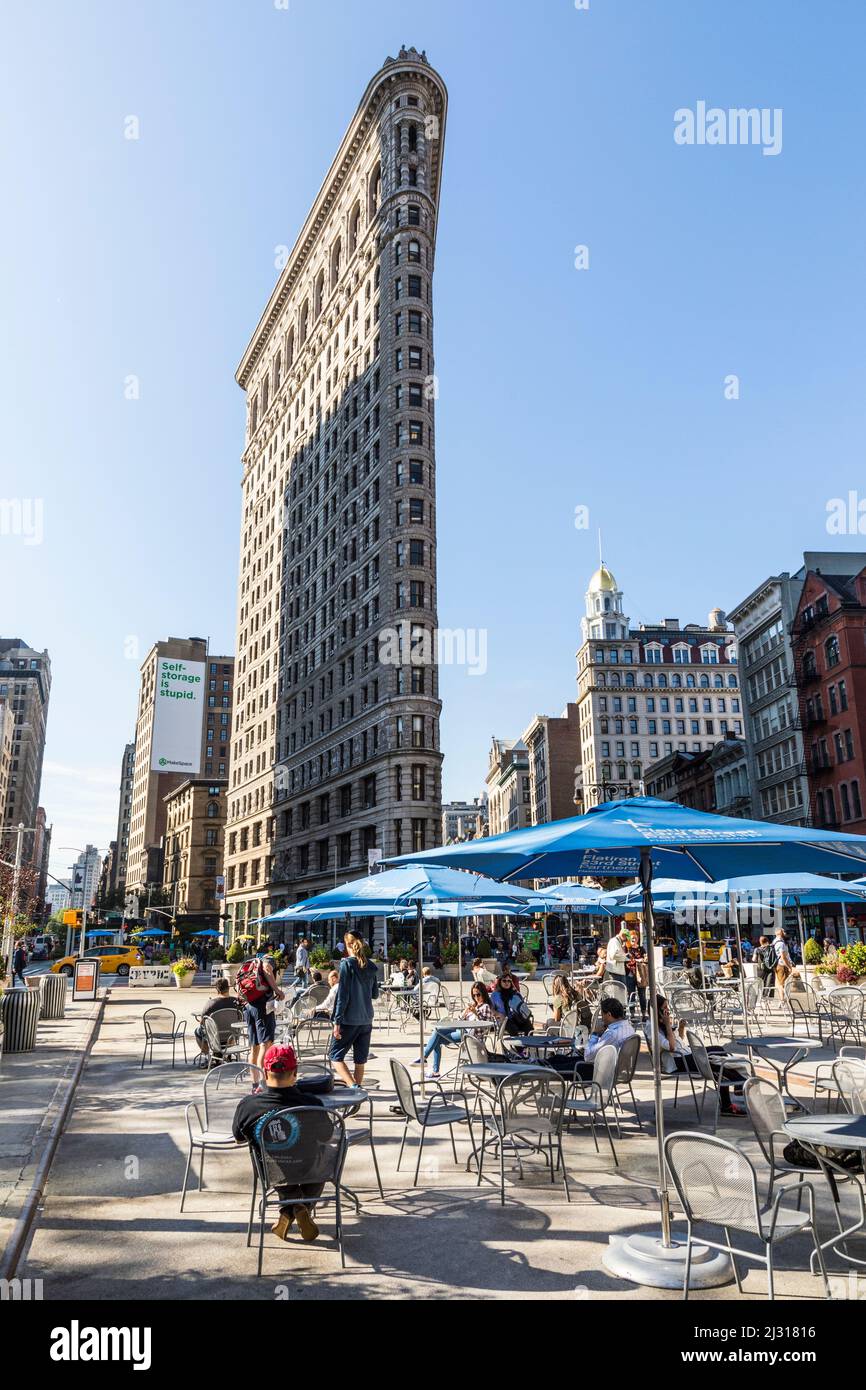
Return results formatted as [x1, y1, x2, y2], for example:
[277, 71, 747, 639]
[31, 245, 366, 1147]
[330, 931, 379, 1087]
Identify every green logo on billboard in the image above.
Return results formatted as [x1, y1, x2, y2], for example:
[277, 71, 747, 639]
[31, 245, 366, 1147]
[159, 758, 167, 766]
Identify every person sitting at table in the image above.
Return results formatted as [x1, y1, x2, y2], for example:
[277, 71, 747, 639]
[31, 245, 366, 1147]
[403, 960, 418, 990]
[643, 995, 745, 1115]
[584, 996, 635, 1065]
[490, 972, 533, 1037]
[303, 969, 340, 1020]
[471, 957, 499, 986]
[194, 977, 243, 1057]
[592, 946, 607, 979]
[232, 1043, 327, 1244]
[415, 981, 496, 1079]
[546, 996, 636, 1082]
[549, 973, 578, 1025]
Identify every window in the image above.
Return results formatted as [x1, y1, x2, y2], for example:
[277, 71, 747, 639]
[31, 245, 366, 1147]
[825, 634, 841, 668]
[411, 764, 426, 800]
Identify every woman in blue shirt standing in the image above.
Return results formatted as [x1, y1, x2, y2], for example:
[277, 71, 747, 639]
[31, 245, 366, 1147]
[330, 931, 379, 1087]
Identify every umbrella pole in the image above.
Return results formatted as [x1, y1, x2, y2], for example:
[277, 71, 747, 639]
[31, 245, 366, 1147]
[639, 850, 672, 1247]
[603, 847, 730, 1288]
[569, 910, 574, 979]
[795, 898, 807, 976]
[417, 900, 425, 1099]
[729, 891, 748, 1030]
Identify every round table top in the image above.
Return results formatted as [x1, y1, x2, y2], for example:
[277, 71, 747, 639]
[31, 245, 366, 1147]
[436, 1018, 496, 1031]
[319, 1087, 368, 1110]
[784, 1112, 866, 1150]
[735, 1035, 824, 1051]
[463, 1062, 541, 1079]
[506, 1034, 573, 1049]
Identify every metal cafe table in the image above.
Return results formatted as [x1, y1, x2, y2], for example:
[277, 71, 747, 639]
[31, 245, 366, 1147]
[783, 1112, 866, 1268]
[319, 1086, 384, 1203]
[729, 1034, 824, 1100]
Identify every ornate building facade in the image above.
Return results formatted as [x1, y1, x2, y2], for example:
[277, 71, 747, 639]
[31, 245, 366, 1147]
[225, 50, 447, 937]
[575, 563, 743, 808]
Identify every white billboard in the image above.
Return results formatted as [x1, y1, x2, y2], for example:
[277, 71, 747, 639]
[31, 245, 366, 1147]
[150, 657, 205, 774]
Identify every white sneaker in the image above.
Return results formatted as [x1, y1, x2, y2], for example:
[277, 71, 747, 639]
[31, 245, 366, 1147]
[424, 1069, 441, 1080]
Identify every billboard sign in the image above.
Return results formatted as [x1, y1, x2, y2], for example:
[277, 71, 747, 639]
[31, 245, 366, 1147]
[150, 658, 204, 774]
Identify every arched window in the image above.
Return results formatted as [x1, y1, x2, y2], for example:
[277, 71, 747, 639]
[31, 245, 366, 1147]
[299, 299, 309, 345]
[727, 674, 737, 688]
[825, 635, 841, 668]
[286, 327, 295, 367]
[408, 239, 421, 264]
[368, 163, 381, 219]
[349, 201, 361, 254]
[671, 673, 682, 688]
[699, 674, 709, 688]
[330, 238, 342, 291]
[206, 801, 219, 819]
[714, 674, 723, 688]
[643, 673, 654, 687]
[314, 269, 325, 318]
[625, 673, 635, 688]
[657, 673, 668, 688]
[686, 674, 696, 688]
[274, 350, 281, 392]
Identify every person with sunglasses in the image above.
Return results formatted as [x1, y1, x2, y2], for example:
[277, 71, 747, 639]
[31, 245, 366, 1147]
[414, 981, 497, 1080]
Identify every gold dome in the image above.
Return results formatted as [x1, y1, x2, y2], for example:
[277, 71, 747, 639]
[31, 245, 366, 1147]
[588, 563, 617, 593]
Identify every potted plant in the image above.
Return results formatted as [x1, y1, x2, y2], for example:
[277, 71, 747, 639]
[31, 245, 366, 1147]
[440, 941, 460, 981]
[172, 956, 197, 989]
[516, 947, 537, 978]
[221, 938, 245, 983]
[310, 946, 333, 971]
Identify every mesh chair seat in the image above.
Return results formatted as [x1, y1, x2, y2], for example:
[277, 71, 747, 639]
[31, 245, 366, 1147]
[425, 1103, 471, 1127]
[195, 1129, 238, 1147]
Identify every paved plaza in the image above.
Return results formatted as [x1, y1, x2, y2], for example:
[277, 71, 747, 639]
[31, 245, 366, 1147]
[4, 975, 856, 1303]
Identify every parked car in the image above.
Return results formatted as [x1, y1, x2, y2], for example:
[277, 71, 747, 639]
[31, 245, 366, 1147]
[686, 938, 726, 963]
[51, 944, 144, 977]
[31, 933, 57, 960]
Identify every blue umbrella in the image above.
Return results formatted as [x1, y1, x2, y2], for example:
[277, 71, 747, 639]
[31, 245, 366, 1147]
[259, 865, 549, 1091]
[190, 929, 221, 937]
[606, 872, 866, 973]
[389, 796, 866, 1288]
[133, 927, 169, 937]
[85, 929, 116, 937]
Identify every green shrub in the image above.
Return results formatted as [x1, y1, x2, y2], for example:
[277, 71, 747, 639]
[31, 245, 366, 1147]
[226, 940, 245, 964]
[803, 937, 822, 965]
[837, 941, 866, 978]
[172, 956, 197, 977]
[476, 939, 492, 959]
[310, 946, 333, 968]
[441, 942, 460, 964]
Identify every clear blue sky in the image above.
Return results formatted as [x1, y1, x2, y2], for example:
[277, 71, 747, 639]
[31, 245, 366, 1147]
[1, 0, 864, 881]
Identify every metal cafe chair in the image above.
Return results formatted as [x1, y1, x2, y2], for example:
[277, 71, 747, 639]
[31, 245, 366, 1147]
[247, 1106, 348, 1273]
[664, 1131, 830, 1302]
[812, 1045, 866, 1110]
[475, 1068, 571, 1207]
[390, 1058, 478, 1187]
[562, 1043, 620, 1165]
[180, 1062, 263, 1210]
[141, 1007, 188, 1069]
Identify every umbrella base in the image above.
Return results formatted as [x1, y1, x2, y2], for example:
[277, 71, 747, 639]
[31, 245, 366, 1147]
[603, 1231, 732, 1290]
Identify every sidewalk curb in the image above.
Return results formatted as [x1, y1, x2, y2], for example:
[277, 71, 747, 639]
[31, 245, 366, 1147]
[0, 989, 109, 1280]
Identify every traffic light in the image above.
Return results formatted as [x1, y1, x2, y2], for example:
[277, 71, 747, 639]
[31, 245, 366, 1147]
[62, 909, 84, 927]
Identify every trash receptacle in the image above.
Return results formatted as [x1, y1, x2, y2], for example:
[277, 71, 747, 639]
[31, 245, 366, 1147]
[39, 971, 67, 1020]
[0, 987, 41, 1052]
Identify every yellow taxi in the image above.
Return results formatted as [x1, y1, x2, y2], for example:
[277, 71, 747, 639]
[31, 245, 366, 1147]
[52, 944, 144, 977]
[686, 939, 726, 963]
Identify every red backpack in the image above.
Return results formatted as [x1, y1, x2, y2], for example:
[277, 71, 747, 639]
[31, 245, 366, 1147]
[236, 959, 270, 1004]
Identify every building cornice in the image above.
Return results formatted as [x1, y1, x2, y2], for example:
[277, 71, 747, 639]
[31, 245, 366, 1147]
[236, 52, 448, 392]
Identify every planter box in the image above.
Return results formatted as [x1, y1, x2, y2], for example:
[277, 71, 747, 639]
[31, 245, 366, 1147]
[174, 972, 195, 989]
[441, 964, 460, 982]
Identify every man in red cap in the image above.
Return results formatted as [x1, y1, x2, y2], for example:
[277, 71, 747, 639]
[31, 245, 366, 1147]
[232, 1043, 326, 1243]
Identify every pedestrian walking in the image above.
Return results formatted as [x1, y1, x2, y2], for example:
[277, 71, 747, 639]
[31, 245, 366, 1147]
[329, 931, 379, 1088]
[12, 940, 27, 987]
